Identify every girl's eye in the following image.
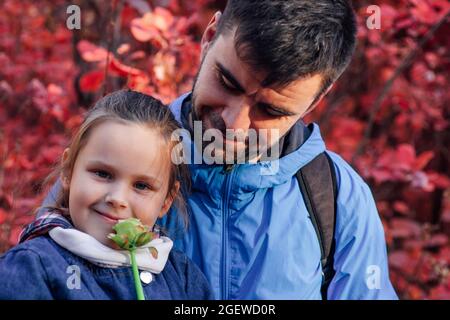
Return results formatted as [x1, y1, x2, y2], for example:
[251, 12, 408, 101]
[134, 182, 151, 191]
[94, 170, 112, 179]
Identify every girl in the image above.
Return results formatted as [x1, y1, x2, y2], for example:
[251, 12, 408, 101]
[0, 90, 213, 300]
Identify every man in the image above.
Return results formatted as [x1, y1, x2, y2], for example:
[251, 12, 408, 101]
[34, 0, 397, 299]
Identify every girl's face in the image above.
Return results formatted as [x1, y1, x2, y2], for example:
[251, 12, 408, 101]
[62, 120, 176, 248]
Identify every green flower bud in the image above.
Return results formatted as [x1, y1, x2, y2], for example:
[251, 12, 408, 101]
[107, 218, 156, 251]
[107, 218, 159, 301]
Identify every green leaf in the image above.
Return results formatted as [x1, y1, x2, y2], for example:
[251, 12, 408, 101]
[107, 233, 129, 249]
[136, 231, 152, 247]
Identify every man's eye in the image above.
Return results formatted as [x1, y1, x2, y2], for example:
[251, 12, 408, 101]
[218, 74, 238, 93]
[258, 104, 282, 117]
[134, 182, 150, 191]
[93, 170, 112, 179]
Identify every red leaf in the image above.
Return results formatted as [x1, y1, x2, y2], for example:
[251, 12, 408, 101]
[79, 70, 105, 92]
[429, 285, 450, 300]
[77, 40, 108, 62]
[130, 13, 161, 42]
[427, 172, 450, 189]
[116, 43, 130, 55]
[393, 201, 410, 215]
[129, 50, 146, 60]
[41, 146, 63, 163]
[424, 234, 448, 249]
[152, 7, 174, 31]
[396, 144, 416, 171]
[408, 285, 425, 300]
[390, 218, 422, 239]
[413, 151, 434, 171]
[19, 155, 34, 170]
[127, 74, 150, 91]
[109, 58, 143, 77]
[371, 168, 393, 184]
[411, 0, 440, 25]
[0, 208, 7, 224]
[389, 250, 417, 274]
[130, 8, 173, 43]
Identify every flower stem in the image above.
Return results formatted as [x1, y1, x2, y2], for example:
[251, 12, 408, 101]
[130, 248, 145, 300]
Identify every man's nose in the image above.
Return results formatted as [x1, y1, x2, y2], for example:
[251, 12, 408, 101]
[221, 97, 252, 130]
[105, 184, 128, 209]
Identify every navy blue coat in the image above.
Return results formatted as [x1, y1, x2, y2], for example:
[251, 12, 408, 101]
[0, 235, 213, 300]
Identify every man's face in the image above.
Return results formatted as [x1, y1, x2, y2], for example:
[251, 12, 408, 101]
[192, 22, 324, 163]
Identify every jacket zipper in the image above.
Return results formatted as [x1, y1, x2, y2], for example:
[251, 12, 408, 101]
[221, 167, 235, 300]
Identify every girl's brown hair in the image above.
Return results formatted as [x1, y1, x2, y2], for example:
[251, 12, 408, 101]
[43, 89, 190, 227]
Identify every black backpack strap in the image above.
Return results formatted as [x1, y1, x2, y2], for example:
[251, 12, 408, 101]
[296, 151, 337, 300]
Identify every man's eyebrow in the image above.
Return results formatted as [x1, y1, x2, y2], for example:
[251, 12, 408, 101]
[216, 62, 246, 93]
[258, 102, 298, 116]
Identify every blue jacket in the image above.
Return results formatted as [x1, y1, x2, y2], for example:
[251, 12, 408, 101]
[0, 235, 213, 300]
[160, 93, 398, 300]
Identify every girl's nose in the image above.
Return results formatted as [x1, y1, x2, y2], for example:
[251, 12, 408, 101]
[105, 187, 128, 209]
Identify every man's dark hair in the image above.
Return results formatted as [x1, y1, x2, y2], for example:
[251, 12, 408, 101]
[215, 0, 357, 100]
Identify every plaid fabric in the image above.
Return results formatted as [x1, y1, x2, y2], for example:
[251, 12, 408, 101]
[19, 209, 73, 243]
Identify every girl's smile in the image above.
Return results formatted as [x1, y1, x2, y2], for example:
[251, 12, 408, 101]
[91, 208, 120, 224]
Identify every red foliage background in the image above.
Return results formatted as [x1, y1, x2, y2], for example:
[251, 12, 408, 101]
[0, 0, 449, 299]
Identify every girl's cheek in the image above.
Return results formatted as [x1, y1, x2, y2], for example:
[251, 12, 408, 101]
[136, 196, 162, 226]
[87, 182, 107, 201]
[73, 173, 104, 203]
[135, 198, 152, 224]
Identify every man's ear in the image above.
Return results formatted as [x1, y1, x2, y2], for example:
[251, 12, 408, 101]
[303, 84, 334, 117]
[158, 181, 180, 219]
[60, 148, 71, 190]
[200, 11, 221, 60]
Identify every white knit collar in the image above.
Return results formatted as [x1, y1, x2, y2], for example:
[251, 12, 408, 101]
[49, 227, 173, 273]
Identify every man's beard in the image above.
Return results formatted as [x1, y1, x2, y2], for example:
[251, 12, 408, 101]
[191, 57, 276, 164]
[192, 95, 254, 163]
